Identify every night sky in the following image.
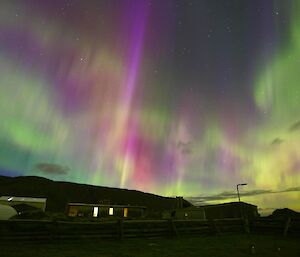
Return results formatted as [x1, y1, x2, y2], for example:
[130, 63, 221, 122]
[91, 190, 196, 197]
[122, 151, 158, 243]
[0, 0, 299, 214]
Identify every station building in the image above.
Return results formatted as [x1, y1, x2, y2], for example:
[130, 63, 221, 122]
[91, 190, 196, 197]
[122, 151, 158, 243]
[166, 202, 258, 220]
[0, 196, 47, 212]
[66, 203, 146, 219]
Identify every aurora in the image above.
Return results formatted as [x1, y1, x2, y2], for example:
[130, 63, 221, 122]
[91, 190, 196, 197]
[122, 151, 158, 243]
[0, 0, 299, 215]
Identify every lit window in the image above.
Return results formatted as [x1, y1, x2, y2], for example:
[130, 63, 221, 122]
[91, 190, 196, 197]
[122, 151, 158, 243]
[124, 208, 128, 218]
[109, 207, 114, 215]
[93, 207, 99, 217]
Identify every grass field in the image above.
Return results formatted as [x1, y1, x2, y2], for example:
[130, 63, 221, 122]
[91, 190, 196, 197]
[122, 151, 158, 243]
[1, 234, 299, 257]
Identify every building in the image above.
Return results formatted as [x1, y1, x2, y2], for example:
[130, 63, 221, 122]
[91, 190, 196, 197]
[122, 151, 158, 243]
[66, 203, 146, 219]
[170, 202, 258, 220]
[0, 204, 18, 220]
[0, 196, 47, 212]
[176, 196, 184, 209]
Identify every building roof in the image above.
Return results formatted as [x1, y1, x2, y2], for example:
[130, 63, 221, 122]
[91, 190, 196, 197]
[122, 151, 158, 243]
[202, 201, 257, 208]
[0, 196, 47, 203]
[178, 201, 257, 211]
[0, 204, 17, 220]
[68, 203, 146, 209]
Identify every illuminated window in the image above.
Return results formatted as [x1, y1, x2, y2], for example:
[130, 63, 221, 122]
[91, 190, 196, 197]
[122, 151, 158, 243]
[93, 207, 99, 217]
[109, 207, 114, 215]
[124, 208, 128, 218]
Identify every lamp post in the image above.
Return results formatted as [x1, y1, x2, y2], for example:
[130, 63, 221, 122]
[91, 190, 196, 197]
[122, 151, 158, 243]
[236, 183, 247, 202]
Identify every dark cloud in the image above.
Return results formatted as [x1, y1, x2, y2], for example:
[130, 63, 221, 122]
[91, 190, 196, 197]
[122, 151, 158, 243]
[280, 186, 300, 193]
[271, 138, 284, 145]
[187, 189, 272, 203]
[242, 189, 273, 196]
[186, 187, 300, 205]
[289, 120, 300, 132]
[186, 191, 239, 203]
[34, 163, 69, 175]
[177, 140, 193, 155]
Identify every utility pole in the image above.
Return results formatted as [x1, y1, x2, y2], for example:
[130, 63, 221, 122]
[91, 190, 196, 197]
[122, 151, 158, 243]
[236, 183, 247, 202]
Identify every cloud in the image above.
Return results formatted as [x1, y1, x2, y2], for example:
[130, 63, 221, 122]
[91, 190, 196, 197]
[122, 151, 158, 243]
[289, 120, 300, 132]
[271, 138, 284, 145]
[34, 163, 69, 175]
[186, 187, 300, 205]
[187, 189, 272, 203]
[177, 140, 193, 155]
[280, 186, 300, 193]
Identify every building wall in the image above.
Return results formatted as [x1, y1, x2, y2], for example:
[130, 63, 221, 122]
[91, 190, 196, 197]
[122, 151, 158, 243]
[172, 208, 205, 220]
[171, 203, 258, 220]
[0, 200, 46, 212]
[202, 203, 258, 220]
[67, 204, 145, 219]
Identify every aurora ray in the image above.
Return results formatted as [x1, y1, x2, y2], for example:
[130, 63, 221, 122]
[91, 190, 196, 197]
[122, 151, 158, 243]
[0, 0, 299, 214]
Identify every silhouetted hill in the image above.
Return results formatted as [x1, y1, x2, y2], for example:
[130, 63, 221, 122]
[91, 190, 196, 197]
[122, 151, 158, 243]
[0, 176, 191, 213]
[268, 208, 300, 219]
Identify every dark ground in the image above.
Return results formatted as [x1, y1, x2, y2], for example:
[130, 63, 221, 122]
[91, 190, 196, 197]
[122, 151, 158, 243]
[1, 234, 299, 257]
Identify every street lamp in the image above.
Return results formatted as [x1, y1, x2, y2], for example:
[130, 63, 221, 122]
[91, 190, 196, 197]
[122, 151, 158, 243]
[236, 183, 247, 202]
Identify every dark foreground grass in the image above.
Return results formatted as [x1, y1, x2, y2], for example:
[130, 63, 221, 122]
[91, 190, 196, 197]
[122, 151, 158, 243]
[1, 234, 299, 257]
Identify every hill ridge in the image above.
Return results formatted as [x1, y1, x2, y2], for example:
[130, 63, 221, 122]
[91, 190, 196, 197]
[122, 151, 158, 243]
[0, 175, 191, 213]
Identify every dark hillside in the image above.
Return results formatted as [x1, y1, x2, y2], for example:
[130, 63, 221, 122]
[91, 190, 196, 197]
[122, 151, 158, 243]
[0, 176, 191, 212]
